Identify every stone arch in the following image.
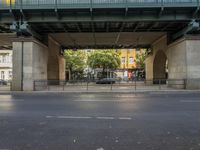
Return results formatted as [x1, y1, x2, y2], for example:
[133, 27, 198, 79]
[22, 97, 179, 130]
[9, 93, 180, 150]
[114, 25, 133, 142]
[153, 50, 168, 81]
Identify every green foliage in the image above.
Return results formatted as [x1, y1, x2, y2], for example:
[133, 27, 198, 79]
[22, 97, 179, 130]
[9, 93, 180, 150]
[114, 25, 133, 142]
[64, 50, 86, 80]
[135, 50, 147, 69]
[87, 50, 121, 77]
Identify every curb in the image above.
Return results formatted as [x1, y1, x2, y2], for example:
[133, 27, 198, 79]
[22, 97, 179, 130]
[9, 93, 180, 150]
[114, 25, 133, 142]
[1, 90, 200, 95]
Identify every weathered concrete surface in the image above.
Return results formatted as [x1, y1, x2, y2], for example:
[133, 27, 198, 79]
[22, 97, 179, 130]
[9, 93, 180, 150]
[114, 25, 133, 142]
[12, 42, 23, 91]
[167, 39, 187, 79]
[12, 38, 48, 91]
[153, 50, 167, 80]
[185, 39, 200, 89]
[145, 35, 168, 80]
[12, 36, 66, 91]
[145, 35, 200, 89]
[48, 36, 65, 81]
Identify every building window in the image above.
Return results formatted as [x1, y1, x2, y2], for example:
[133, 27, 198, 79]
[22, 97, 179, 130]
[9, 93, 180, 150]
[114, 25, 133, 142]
[1, 71, 5, 80]
[9, 71, 12, 79]
[121, 57, 125, 64]
[6, 55, 9, 63]
[0, 55, 2, 63]
[2, 55, 6, 63]
[129, 57, 134, 64]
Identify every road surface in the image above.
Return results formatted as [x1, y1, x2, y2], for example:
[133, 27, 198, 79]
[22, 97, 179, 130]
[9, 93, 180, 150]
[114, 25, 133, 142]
[0, 92, 200, 150]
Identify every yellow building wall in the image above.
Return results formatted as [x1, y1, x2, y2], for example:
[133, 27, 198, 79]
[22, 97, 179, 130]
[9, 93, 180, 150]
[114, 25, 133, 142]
[3, 0, 15, 5]
[118, 49, 137, 69]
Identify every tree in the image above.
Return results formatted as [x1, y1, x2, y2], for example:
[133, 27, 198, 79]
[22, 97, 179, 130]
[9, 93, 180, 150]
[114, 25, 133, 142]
[64, 50, 86, 80]
[135, 50, 147, 69]
[87, 50, 121, 78]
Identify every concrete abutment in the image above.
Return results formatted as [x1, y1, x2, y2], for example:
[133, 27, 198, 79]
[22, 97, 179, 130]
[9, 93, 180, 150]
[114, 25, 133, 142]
[48, 36, 65, 81]
[145, 35, 200, 89]
[12, 36, 65, 91]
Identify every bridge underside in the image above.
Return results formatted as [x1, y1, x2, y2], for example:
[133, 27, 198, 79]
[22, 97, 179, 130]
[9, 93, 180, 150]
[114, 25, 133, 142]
[50, 32, 165, 49]
[0, 5, 199, 48]
[0, 1, 200, 90]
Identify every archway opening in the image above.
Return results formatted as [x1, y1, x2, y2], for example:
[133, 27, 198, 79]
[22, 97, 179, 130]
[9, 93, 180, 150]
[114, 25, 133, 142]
[153, 50, 168, 84]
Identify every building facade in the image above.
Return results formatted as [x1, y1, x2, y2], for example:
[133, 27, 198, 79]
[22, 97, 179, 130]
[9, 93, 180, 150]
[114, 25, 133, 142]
[0, 50, 12, 81]
[117, 49, 145, 80]
[116, 49, 137, 80]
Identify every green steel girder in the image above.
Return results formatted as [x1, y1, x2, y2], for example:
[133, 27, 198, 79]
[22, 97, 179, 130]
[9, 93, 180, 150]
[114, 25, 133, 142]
[173, 20, 200, 40]
[0, 0, 199, 10]
[61, 44, 152, 50]
[0, 0, 200, 48]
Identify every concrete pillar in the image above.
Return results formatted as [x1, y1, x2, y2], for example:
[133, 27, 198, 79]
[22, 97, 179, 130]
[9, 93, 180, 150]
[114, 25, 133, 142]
[168, 36, 200, 89]
[145, 35, 200, 89]
[12, 38, 48, 91]
[153, 50, 167, 80]
[145, 35, 168, 81]
[167, 39, 187, 80]
[48, 36, 65, 81]
[145, 56, 153, 80]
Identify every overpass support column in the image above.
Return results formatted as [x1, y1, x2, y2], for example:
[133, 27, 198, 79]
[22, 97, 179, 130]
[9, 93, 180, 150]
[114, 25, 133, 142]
[47, 36, 65, 81]
[145, 35, 200, 89]
[145, 35, 168, 81]
[12, 38, 48, 91]
[168, 36, 200, 89]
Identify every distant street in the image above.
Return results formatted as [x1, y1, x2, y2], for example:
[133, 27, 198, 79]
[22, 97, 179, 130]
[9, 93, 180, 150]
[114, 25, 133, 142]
[0, 92, 200, 150]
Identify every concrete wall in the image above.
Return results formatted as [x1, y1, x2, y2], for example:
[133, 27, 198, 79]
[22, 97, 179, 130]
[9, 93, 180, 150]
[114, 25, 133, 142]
[12, 42, 23, 91]
[167, 39, 187, 79]
[48, 36, 65, 81]
[153, 50, 167, 80]
[145, 35, 200, 89]
[12, 39, 48, 91]
[145, 35, 168, 80]
[185, 40, 200, 89]
[59, 56, 65, 80]
[12, 36, 66, 91]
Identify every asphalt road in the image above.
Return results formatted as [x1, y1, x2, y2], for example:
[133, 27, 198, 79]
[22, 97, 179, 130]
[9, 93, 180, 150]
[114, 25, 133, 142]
[0, 92, 200, 150]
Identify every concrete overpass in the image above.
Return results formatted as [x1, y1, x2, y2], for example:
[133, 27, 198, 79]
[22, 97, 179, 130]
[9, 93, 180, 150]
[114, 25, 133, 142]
[0, 0, 200, 90]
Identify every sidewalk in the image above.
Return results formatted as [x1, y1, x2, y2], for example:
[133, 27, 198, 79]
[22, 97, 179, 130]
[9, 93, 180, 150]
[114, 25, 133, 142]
[1, 83, 200, 94]
[1, 89, 200, 95]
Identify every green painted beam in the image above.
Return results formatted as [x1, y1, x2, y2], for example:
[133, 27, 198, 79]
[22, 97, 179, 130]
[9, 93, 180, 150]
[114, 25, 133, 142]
[0, 0, 199, 10]
[173, 20, 200, 40]
[0, 13, 196, 24]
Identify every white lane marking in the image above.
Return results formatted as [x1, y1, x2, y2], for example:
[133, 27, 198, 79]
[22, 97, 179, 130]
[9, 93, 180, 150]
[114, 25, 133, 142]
[46, 116, 54, 118]
[74, 100, 131, 102]
[0, 99, 24, 102]
[119, 117, 132, 120]
[57, 116, 92, 119]
[96, 117, 114, 120]
[46, 116, 133, 121]
[115, 95, 138, 98]
[180, 100, 200, 103]
[0, 149, 12, 150]
[97, 148, 104, 150]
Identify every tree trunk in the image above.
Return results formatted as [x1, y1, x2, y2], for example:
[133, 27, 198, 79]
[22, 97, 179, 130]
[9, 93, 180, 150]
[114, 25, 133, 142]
[102, 67, 106, 78]
[69, 69, 72, 81]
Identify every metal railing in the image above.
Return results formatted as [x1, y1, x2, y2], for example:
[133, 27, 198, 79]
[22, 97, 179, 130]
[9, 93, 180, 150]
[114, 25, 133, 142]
[33, 79, 186, 92]
[0, 0, 198, 9]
